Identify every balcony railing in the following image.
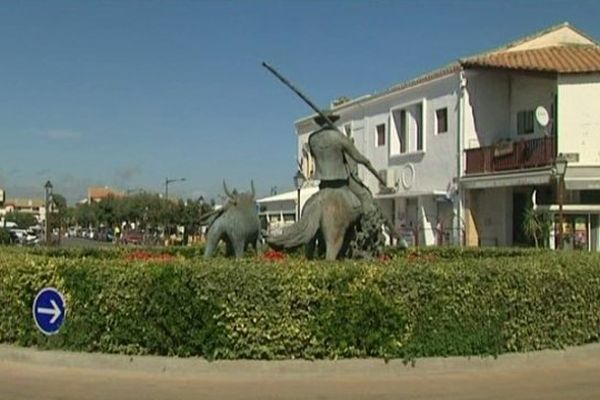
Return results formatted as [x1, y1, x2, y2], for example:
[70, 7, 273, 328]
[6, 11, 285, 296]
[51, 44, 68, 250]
[465, 136, 555, 175]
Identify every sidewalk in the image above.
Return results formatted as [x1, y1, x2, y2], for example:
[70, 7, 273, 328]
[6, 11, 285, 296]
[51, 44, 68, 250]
[2, 342, 600, 376]
[1, 343, 600, 399]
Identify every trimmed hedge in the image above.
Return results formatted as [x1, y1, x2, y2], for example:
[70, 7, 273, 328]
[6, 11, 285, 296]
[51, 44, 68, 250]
[1, 247, 599, 360]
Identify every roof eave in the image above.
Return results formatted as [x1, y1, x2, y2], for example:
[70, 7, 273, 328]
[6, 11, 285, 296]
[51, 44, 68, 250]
[294, 64, 461, 126]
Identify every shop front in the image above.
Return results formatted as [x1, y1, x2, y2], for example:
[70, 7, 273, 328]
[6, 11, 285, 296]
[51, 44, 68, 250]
[553, 212, 600, 251]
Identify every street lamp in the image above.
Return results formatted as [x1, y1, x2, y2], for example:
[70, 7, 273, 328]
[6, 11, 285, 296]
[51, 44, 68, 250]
[293, 170, 305, 221]
[165, 177, 186, 200]
[44, 180, 53, 245]
[554, 154, 568, 250]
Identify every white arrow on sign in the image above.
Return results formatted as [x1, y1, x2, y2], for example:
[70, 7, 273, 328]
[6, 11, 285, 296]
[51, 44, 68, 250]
[37, 300, 62, 324]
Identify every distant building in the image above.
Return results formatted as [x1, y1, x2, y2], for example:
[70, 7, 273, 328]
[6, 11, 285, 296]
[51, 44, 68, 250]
[87, 186, 125, 203]
[257, 187, 319, 235]
[0, 198, 46, 223]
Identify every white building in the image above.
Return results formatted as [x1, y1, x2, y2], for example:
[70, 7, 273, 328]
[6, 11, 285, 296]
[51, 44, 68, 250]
[257, 187, 319, 235]
[0, 198, 47, 224]
[295, 22, 600, 250]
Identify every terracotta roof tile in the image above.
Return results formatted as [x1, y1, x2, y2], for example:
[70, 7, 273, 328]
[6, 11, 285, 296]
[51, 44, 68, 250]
[88, 187, 124, 200]
[460, 45, 600, 73]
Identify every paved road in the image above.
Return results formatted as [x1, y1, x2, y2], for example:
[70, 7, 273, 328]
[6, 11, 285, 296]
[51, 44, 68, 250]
[1, 344, 600, 400]
[60, 237, 115, 248]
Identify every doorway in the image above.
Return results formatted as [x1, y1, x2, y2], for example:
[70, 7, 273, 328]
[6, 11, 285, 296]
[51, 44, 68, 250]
[512, 191, 529, 246]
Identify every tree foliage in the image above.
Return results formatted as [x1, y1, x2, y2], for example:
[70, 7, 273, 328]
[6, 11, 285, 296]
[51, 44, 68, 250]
[69, 193, 214, 237]
[522, 203, 552, 248]
[5, 211, 38, 229]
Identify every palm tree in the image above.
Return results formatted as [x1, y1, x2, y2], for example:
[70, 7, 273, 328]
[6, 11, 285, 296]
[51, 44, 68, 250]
[522, 206, 540, 248]
[522, 202, 552, 248]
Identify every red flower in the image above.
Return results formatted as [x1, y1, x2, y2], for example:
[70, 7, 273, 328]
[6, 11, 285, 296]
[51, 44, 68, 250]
[263, 250, 286, 261]
[378, 254, 391, 262]
[124, 250, 175, 262]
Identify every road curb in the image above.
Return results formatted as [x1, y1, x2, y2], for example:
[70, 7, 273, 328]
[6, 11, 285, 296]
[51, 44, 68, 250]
[1, 343, 600, 377]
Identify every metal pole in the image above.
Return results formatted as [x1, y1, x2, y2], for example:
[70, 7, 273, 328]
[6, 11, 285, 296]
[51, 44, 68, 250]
[262, 62, 336, 127]
[45, 188, 50, 245]
[558, 175, 565, 250]
[165, 178, 169, 200]
[296, 188, 301, 221]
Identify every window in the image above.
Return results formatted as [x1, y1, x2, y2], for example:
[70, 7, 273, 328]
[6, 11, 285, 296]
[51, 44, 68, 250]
[391, 109, 407, 153]
[376, 124, 386, 146]
[436, 108, 448, 134]
[399, 110, 407, 153]
[344, 123, 352, 138]
[415, 103, 423, 151]
[390, 101, 424, 155]
[517, 110, 534, 135]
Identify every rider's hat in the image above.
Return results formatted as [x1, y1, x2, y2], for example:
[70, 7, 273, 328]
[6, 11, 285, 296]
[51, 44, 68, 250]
[314, 109, 340, 126]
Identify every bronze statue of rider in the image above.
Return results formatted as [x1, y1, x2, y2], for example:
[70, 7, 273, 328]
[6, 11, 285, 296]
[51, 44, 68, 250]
[308, 110, 386, 213]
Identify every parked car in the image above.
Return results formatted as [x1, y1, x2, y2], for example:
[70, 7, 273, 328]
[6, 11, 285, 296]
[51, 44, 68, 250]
[121, 231, 143, 245]
[96, 228, 115, 242]
[9, 229, 39, 245]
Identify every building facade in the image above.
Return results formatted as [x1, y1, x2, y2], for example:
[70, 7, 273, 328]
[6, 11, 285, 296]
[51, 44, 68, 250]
[0, 198, 46, 224]
[87, 186, 125, 203]
[295, 23, 600, 250]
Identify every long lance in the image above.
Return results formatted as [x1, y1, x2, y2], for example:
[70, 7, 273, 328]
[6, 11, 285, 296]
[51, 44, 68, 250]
[263, 62, 399, 238]
[262, 61, 337, 127]
[262, 61, 391, 190]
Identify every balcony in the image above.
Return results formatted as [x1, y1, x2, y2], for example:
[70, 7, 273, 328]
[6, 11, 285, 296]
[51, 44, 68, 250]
[465, 136, 555, 175]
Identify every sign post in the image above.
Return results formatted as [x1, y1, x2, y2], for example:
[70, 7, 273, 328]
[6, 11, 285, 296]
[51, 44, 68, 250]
[33, 287, 66, 335]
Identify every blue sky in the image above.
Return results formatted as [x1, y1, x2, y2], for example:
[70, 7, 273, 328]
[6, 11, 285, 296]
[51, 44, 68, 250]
[1, 0, 600, 204]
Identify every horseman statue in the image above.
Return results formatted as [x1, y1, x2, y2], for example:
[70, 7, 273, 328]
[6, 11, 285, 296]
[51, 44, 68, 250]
[263, 63, 395, 260]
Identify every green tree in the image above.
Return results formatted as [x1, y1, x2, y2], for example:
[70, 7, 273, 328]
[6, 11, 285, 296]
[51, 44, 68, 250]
[49, 193, 68, 230]
[523, 206, 540, 247]
[67, 192, 213, 243]
[73, 203, 98, 228]
[522, 203, 552, 248]
[0, 228, 10, 244]
[5, 211, 37, 229]
[177, 198, 206, 245]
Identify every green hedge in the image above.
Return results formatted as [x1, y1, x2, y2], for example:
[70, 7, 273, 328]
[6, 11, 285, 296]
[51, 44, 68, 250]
[1, 247, 599, 360]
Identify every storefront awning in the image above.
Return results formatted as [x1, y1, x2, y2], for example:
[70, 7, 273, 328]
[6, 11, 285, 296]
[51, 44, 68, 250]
[461, 168, 552, 189]
[375, 190, 448, 200]
[565, 167, 600, 190]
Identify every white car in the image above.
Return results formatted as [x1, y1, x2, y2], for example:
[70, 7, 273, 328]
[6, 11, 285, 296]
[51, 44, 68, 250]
[9, 229, 39, 245]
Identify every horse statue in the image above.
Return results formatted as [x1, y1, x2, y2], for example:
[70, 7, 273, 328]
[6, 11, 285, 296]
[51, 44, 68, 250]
[268, 186, 360, 260]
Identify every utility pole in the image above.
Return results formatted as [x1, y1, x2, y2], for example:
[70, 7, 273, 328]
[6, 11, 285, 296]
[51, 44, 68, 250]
[165, 177, 186, 200]
[44, 180, 53, 246]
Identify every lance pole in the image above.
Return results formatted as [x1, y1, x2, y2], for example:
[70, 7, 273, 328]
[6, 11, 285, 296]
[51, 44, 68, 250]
[262, 62, 337, 127]
[262, 61, 388, 189]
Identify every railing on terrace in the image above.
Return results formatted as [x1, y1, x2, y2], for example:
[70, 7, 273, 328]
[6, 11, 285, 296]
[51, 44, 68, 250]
[465, 136, 555, 175]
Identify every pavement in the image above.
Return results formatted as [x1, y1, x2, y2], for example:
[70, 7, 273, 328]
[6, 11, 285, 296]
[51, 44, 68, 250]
[1, 344, 600, 399]
[59, 237, 114, 248]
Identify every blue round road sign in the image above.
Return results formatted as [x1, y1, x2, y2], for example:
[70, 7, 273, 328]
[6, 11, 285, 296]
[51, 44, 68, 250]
[33, 288, 66, 335]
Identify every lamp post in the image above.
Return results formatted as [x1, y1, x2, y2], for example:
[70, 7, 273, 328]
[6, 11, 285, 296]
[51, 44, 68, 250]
[165, 177, 186, 200]
[554, 154, 568, 250]
[293, 170, 305, 221]
[44, 180, 53, 246]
